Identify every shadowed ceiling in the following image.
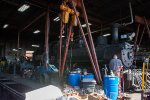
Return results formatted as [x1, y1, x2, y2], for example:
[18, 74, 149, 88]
[0, 0, 150, 47]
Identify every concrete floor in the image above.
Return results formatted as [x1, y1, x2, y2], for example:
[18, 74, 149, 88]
[0, 72, 45, 89]
[0, 72, 144, 100]
[126, 93, 141, 100]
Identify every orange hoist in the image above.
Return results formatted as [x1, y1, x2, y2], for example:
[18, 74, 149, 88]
[59, 1, 79, 76]
[60, 3, 79, 26]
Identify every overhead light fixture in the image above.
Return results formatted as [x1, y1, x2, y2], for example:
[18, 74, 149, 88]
[12, 49, 18, 51]
[32, 45, 40, 48]
[53, 17, 60, 21]
[58, 35, 65, 38]
[82, 23, 92, 28]
[18, 4, 30, 12]
[3, 24, 9, 28]
[26, 51, 34, 53]
[33, 30, 40, 34]
[103, 34, 111, 37]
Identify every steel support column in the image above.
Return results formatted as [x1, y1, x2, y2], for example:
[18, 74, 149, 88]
[59, 21, 65, 76]
[71, 1, 100, 84]
[80, 0, 102, 82]
[44, 7, 50, 67]
[61, 23, 73, 76]
[17, 32, 20, 60]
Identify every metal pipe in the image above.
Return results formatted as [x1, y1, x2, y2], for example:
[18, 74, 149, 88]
[25, 1, 45, 9]
[20, 12, 46, 33]
[17, 32, 20, 50]
[2, 0, 19, 6]
[71, 1, 100, 84]
[17, 32, 20, 59]
[73, 27, 110, 41]
[31, 0, 47, 7]
[138, 27, 145, 46]
[80, 0, 102, 82]
[61, 23, 73, 76]
[59, 22, 65, 77]
[2, 0, 44, 9]
[123, 2, 134, 26]
[112, 23, 120, 43]
[134, 24, 140, 52]
[112, 16, 130, 24]
[44, 7, 50, 67]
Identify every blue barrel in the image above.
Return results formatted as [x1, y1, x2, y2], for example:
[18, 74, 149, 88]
[68, 73, 81, 86]
[81, 74, 94, 80]
[104, 75, 119, 100]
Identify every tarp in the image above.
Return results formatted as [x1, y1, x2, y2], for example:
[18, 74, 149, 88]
[25, 85, 63, 100]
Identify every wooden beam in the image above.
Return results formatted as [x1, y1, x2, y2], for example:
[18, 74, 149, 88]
[135, 16, 150, 26]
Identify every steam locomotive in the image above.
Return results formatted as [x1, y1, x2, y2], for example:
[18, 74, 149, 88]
[49, 24, 135, 70]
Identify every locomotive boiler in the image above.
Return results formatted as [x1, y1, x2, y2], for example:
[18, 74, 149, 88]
[48, 23, 135, 70]
[66, 23, 134, 69]
[67, 41, 134, 68]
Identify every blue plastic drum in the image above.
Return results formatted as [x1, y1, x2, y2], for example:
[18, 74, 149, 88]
[104, 75, 119, 100]
[68, 73, 81, 86]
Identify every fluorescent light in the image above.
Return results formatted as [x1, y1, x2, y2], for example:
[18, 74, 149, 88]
[26, 51, 34, 53]
[3, 24, 8, 28]
[33, 30, 40, 34]
[18, 48, 22, 50]
[103, 34, 111, 37]
[12, 49, 18, 51]
[58, 35, 65, 38]
[82, 23, 92, 28]
[53, 17, 60, 21]
[55, 19, 60, 21]
[18, 4, 30, 12]
[32, 45, 40, 48]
